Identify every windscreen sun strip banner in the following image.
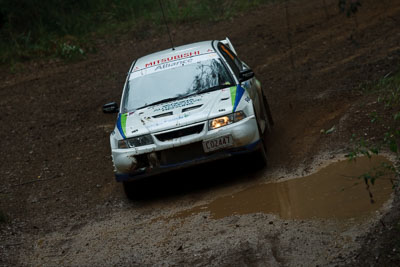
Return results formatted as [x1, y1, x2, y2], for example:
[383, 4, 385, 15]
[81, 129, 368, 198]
[130, 52, 219, 80]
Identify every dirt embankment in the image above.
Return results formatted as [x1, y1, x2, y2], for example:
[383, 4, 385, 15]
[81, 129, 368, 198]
[1, 0, 400, 265]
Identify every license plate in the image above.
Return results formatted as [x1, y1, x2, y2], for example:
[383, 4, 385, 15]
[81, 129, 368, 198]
[203, 135, 233, 153]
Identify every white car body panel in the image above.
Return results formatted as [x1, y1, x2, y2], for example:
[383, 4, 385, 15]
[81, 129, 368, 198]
[107, 39, 270, 182]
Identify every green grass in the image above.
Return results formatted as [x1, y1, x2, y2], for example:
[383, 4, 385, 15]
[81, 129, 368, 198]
[348, 68, 400, 187]
[0, 0, 275, 65]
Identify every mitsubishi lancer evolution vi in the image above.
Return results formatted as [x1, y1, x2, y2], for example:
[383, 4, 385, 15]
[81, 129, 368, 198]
[103, 38, 274, 198]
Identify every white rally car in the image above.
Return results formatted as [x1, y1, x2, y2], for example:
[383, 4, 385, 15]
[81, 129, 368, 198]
[103, 38, 273, 197]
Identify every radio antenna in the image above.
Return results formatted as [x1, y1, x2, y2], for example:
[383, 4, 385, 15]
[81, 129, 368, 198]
[158, 0, 175, 50]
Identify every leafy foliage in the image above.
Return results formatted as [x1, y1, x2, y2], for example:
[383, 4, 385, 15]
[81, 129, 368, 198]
[0, 0, 273, 64]
[348, 70, 400, 188]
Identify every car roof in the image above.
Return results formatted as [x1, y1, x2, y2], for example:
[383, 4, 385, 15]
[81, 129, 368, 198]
[132, 40, 217, 72]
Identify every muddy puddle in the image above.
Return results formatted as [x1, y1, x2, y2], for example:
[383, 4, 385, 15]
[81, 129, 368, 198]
[172, 156, 394, 220]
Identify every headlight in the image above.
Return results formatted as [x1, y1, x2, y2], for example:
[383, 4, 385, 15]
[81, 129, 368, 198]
[208, 111, 246, 130]
[118, 134, 154, 149]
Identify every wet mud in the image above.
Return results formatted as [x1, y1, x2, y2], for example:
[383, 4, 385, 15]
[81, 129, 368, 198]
[173, 156, 394, 220]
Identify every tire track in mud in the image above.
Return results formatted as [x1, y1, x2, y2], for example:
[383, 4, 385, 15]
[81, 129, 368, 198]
[23, 154, 396, 266]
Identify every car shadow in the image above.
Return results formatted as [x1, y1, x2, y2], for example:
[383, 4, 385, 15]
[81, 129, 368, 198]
[123, 153, 266, 203]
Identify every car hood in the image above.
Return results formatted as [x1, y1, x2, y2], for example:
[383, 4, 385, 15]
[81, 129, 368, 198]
[116, 85, 246, 138]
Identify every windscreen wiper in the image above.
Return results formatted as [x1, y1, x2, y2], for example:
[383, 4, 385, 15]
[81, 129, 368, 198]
[135, 97, 180, 110]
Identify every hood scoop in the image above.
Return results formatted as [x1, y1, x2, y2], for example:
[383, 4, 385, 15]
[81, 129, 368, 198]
[182, 104, 202, 113]
[152, 112, 173, 118]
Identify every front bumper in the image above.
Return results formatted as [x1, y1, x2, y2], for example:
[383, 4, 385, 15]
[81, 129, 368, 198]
[115, 140, 261, 182]
[112, 116, 260, 182]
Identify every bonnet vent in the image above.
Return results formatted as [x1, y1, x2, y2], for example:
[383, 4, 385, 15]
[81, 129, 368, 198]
[182, 105, 202, 113]
[153, 112, 173, 118]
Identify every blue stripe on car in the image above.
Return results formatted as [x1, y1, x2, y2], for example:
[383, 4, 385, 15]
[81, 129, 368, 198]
[116, 113, 126, 139]
[233, 85, 245, 112]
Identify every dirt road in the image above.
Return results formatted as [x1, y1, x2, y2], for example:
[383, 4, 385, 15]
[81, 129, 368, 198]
[1, 0, 400, 265]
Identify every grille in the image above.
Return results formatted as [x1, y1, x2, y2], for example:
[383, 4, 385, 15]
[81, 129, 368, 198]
[160, 142, 205, 165]
[155, 124, 204, 142]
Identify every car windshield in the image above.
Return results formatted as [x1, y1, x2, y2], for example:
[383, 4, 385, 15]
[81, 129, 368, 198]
[121, 54, 234, 113]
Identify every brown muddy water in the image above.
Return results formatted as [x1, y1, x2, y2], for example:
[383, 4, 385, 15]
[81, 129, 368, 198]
[173, 156, 394, 220]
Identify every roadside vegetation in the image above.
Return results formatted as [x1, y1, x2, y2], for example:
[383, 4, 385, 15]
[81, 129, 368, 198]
[0, 0, 273, 65]
[348, 69, 400, 188]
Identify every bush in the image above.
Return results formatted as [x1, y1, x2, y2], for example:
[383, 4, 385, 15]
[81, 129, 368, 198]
[348, 69, 400, 187]
[0, 0, 274, 64]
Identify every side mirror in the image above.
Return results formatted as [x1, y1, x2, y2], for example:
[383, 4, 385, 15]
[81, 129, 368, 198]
[239, 69, 255, 82]
[102, 102, 119, 113]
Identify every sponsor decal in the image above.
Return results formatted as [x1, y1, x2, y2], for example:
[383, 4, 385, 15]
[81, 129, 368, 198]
[130, 52, 219, 79]
[145, 51, 200, 68]
[154, 59, 193, 71]
[153, 97, 202, 112]
[147, 113, 190, 130]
